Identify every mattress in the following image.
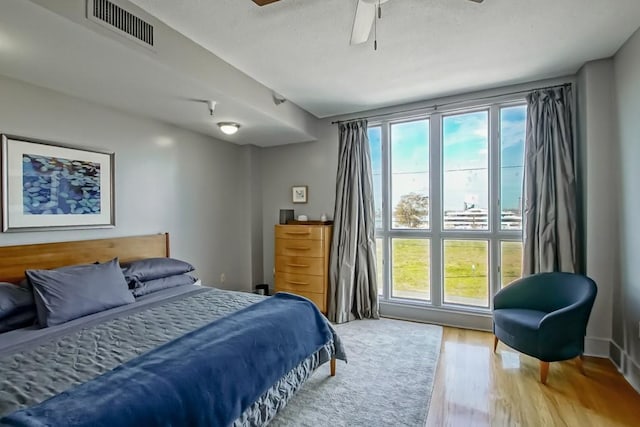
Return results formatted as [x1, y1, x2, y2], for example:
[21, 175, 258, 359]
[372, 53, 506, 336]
[0, 285, 343, 426]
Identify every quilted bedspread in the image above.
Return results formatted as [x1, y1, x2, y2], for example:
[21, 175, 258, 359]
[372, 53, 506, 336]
[0, 288, 344, 426]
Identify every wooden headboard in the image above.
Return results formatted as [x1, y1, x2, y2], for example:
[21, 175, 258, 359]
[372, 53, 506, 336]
[0, 233, 170, 284]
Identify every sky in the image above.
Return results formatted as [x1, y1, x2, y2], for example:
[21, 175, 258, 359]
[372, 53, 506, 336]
[369, 105, 526, 223]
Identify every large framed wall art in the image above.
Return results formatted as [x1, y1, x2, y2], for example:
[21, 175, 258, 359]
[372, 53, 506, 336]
[1, 134, 114, 232]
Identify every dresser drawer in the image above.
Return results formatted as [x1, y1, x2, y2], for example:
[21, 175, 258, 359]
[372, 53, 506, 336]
[277, 289, 326, 313]
[275, 225, 324, 240]
[275, 256, 324, 276]
[275, 239, 324, 257]
[275, 272, 324, 293]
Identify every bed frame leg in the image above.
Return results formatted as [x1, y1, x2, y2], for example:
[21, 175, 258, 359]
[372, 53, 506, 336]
[330, 358, 336, 377]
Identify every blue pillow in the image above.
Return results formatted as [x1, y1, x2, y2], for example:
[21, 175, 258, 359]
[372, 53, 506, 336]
[132, 274, 198, 297]
[122, 258, 195, 286]
[27, 258, 135, 327]
[0, 282, 34, 319]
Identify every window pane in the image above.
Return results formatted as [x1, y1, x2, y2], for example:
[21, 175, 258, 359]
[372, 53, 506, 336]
[500, 106, 526, 230]
[501, 241, 523, 287]
[391, 120, 430, 229]
[391, 239, 430, 300]
[376, 237, 383, 296]
[443, 111, 489, 230]
[443, 240, 488, 307]
[368, 126, 383, 229]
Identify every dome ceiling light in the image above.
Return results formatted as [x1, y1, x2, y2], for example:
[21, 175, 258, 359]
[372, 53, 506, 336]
[218, 122, 240, 135]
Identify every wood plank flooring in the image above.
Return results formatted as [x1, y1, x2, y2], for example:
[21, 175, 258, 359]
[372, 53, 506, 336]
[426, 327, 640, 426]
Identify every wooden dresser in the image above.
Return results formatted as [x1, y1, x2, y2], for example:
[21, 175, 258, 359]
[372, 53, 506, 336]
[274, 224, 332, 313]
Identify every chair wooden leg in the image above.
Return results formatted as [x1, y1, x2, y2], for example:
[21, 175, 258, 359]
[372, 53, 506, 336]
[576, 355, 585, 375]
[493, 335, 499, 352]
[330, 358, 336, 377]
[540, 361, 550, 384]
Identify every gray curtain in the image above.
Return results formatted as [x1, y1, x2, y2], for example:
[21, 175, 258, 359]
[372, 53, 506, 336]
[328, 120, 379, 324]
[522, 86, 579, 274]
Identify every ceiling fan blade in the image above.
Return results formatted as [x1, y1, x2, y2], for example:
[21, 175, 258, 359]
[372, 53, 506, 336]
[350, 0, 376, 45]
[252, 0, 280, 6]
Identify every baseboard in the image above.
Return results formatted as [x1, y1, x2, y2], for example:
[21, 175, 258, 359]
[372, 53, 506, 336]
[584, 336, 610, 358]
[610, 341, 640, 394]
[379, 301, 493, 332]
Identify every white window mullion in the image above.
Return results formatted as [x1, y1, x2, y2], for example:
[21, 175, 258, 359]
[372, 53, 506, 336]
[430, 113, 443, 307]
[489, 105, 501, 306]
[381, 121, 391, 301]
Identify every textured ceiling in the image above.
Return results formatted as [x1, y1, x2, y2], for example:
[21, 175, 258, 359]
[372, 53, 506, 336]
[0, 0, 318, 147]
[129, 0, 640, 118]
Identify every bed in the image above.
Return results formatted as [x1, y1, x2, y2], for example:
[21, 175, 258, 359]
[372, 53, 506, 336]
[0, 233, 345, 426]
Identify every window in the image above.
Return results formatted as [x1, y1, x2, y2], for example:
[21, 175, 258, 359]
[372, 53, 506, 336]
[443, 239, 488, 306]
[443, 111, 488, 230]
[500, 241, 523, 287]
[392, 238, 430, 300]
[500, 106, 526, 231]
[370, 102, 526, 313]
[391, 120, 430, 230]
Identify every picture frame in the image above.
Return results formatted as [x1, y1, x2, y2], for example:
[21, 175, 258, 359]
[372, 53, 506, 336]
[1, 134, 115, 232]
[292, 185, 308, 204]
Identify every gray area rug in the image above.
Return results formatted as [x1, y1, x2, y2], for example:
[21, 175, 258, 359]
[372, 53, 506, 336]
[270, 318, 443, 427]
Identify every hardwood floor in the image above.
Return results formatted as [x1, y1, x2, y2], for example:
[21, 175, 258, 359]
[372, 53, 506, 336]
[426, 327, 640, 427]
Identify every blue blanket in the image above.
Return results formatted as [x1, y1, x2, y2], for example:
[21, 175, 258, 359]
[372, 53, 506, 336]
[1, 293, 336, 427]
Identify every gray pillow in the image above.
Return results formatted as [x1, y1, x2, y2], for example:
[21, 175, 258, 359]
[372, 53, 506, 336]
[0, 282, 34, 319]
[122, 258, 194, 286]
[0, 308, 36, 333]
[132, 274, 198, 297]
[27, 258, 135, 327]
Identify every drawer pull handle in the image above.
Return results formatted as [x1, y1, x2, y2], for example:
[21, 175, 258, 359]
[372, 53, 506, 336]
[287, 247, 311, 251]
[285, 231, 311, 235]
[287, 280, 309, 286]
[288, 263, 309, 268]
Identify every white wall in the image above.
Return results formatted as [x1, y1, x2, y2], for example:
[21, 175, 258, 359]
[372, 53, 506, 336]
[0, 75, 253, 292]
[613, 26, 640, 389]
[576, 59, 618, 356]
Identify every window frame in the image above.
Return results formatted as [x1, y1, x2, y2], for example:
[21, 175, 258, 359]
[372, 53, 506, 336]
[371, 99, 526, 313]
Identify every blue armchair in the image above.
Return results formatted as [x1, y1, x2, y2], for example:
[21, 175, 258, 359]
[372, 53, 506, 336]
[492, 272, 597, 384]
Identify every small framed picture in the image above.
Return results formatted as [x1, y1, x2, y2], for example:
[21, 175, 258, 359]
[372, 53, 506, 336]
[292, 185, 308, 204]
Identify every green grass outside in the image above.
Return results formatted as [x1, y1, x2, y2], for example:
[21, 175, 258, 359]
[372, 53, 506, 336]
[375, 239, 522, 301]
[443, 240, 487, 302]
[392, 239, 430, 295]
[501, 241, 523, 286]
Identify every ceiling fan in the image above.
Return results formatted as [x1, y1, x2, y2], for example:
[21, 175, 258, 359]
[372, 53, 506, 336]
[349, 0, 485, 45]
[252, 0, 485, 46]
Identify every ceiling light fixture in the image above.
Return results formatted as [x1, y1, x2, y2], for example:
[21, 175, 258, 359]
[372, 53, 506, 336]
[217, 122, 240, 135]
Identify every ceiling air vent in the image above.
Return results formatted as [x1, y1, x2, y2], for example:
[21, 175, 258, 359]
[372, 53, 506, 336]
[87, 0, 154, 49]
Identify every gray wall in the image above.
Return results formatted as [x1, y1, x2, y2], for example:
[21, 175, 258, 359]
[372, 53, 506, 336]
[0, 75, 253, 292]
[613, 26, 640, 388]
[245, 145, 264, 287]
[259, 121, 338, 286]
[576, 59, 618, 355]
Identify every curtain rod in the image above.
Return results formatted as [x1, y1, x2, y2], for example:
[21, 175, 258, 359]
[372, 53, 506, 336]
[330, 82, 572, 125]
